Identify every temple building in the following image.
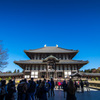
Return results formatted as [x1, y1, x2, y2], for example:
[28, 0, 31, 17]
[14, 45, 88, 79]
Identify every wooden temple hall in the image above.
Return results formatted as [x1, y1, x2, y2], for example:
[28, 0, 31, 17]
[14, 45, 88, 79]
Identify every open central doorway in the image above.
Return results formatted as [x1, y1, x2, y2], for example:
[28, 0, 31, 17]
[49, 72, 54, 78]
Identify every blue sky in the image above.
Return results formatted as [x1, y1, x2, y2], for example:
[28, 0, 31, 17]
[0, 0, 100, 72]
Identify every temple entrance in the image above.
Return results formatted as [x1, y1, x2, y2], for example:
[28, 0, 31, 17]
[49, 72, 54, 78]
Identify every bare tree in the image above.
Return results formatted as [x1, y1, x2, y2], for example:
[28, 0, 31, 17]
[0, 40, 8, 71]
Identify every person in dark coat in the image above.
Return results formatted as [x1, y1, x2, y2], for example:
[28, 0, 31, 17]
[6, 80, 16, 100]
[74, 81, 78, 91]
[51, 78, 55, 96]
[80, 80, 84, 92]
[0, 80, 8, 100]
[62, 80, 67, 98]
[38, 81, 48, 100]
[66, 79, 76, 100]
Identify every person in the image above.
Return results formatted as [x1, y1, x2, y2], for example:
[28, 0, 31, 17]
[66, 79, 76, 100]
[0, 80, 8, 100]
[62, 80, 67, 98]
[47, 80, 51, 97]
[17, 80, 27, 100]
[27, 78, 36, 100]
[55, 81, 58, 89]
[6, 80, 16, 100]
[35, 80, 39, 100]
[37, 81, 48, 100]
[86, 80, 89, 91]
[51, 78, 55, 96]
[80, 80, 84, 92]
[58, 81, 61, 89]
[74, 81, 78, 91]
[44, 79, 47, 86]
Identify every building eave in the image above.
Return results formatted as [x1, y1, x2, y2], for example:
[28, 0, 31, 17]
[14, 60, 88, 65]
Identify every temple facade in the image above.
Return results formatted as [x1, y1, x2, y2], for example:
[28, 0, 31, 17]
[14, 45, 88, 79]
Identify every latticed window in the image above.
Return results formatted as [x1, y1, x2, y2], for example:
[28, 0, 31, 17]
[59, 65, 60, 70]
[56, 65, 58, 70]
[42, 66, 44, 70]
[26, 65, 30, 70]
[75, 65, 77, 70]
[68, 65, 71, 70]
[36, 65, 38, 70]
[32, 65, 34, 70]
[60, 65, 63, 70]
[44, 65, 46, 70]
[72, 65, 74, 70]
[34, 65, 36, 70]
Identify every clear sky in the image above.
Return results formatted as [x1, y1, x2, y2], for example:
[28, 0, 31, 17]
[0, 0, 100, 72]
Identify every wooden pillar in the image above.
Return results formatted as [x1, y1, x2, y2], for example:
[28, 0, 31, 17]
[23, 64, 25, 78]
[46, 64, 48, 79]
[77, 65, 79, 72]
[70, 65, 72, 75]
[55, 64, 57, 79]
[63, 65, 64, 78]
[38, 65, 40, 78]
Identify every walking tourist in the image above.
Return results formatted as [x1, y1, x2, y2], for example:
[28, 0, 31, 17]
[0, 80, 8, 100]
[80, 79, 84, 92]
[37, 81, 48, 100]
[6, 80, 16, 100]
[50, 78, 55, 96]
[66, 79, 77, 100]
[27, 78, 36, 100]
[74, 81, 78, 91]
[17, 80, 27, 100]
[55, 81, 58, 89]
[58, 81, 61, 89]
[47, 80, 51, 97]
[62, 80, 67, 98]
[86, 80, 90, 91]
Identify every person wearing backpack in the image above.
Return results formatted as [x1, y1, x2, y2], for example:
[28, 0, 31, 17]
[0, 80, 8, 100]
[51, 78, 55, 96]
[80, 79, 84, 93]
[47, 80, 51, 97]
[66, 79, 77, 100]
[27, 78, 36, 100]
[62, 80, 67, 98]
[6, 81, 16, 100]
[37, 81, 48, 100]
[17, 80, 27, 100]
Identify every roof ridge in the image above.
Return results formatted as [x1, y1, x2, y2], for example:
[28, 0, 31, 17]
[24, 46, 78, 52]
[24, 47, 44, 52]
[57, 47, 78, 51]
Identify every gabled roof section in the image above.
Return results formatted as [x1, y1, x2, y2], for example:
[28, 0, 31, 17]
[43, 55, 59, 62]
[24, 47, 78, 53]
[71, 72, 82, 77]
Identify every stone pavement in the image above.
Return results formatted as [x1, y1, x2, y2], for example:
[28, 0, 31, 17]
[47, 88, 100, 100]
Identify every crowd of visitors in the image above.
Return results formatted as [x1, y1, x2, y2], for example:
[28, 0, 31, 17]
[0, 78, 89, 100]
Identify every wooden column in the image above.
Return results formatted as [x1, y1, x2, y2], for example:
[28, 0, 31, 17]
[55, 64, 57, 79]
[63, 65, 64, 78]
[38, 65, 40, 78]
[46, 64, 48, 79]
[71, 65, 72, 75]
[23, 64, 25, 78]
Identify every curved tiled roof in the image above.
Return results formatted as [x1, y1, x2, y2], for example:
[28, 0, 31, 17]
[24, 47, 78, 53]
[83, 73, 100, 76]
[14, 60, 88, 65]
[0, 73, 23, 76]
